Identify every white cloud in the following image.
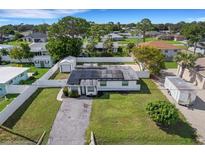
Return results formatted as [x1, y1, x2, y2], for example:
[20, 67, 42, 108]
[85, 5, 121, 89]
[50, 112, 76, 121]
[187, 17, 205, 22]
[0, 9, 89, 19]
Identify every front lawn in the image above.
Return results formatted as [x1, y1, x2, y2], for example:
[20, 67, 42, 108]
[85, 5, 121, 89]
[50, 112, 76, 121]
[164, 61, 178, 69]
[0, 94, 18, 112]
[118, 38, 140, 44]
[0, 88, 61, 144]
[86, 79, 198, 144]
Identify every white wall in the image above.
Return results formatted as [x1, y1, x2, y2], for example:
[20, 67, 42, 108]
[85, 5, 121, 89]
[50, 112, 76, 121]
[39, 62, 59, 80]
[76, 57, 134, 63]
[5, 85, 30, 94]
[136, 71, 150, 78]
[97, 80, 140, 91]
[34, 80, 67, 88]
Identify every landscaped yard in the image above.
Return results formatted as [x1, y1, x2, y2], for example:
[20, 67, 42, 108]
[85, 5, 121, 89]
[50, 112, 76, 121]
[164, 61, 178, 69]
[0, 94, 18, 112]
[9, 63, 49, 84]
[118, 38, 140, 44]
[0, 88, 61, 144]
[3, 40, 29, 46]
[86, 79, 198, 144]
[50, 71, 69, 80]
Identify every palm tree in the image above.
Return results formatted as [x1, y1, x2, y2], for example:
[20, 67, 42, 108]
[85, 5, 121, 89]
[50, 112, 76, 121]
[175, 52, 198, 78]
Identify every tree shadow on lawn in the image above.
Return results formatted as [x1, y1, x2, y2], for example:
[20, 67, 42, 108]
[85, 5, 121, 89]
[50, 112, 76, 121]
[3, 89, 42, 129]
[158, 119, 199, 143]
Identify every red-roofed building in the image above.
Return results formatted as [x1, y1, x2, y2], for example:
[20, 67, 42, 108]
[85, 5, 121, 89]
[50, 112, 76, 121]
[138, 41, 181, 61]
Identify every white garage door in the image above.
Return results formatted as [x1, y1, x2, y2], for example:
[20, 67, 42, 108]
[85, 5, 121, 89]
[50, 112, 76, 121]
[61, 64, 71, 72]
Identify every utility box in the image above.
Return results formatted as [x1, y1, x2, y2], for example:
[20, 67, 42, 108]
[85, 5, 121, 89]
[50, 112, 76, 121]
[164, 76, 197, 106]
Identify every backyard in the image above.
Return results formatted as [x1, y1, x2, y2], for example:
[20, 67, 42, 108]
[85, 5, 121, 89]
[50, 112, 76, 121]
[50, 71, 69, 80]
[164, 61, 178, 69]
[0, 88, 61, 144]
[0, 94, 18, 112]
[86, 79, 198, 144]
[9, 63, 49, 84]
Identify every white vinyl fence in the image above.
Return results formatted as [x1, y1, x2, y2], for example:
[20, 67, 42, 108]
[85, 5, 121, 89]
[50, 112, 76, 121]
[76, 57, 134, 63]
[136, 71, 150, 78]
[5, 85, 30, 94]
[34, 80, 67, 88]
[39, 62, 59, 80]
[0, 86, 38, 124]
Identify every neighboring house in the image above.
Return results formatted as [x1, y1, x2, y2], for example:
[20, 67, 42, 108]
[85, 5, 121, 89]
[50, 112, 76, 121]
[23, 32, 47, 43]
[138, 41, 180, 61]
[59, 56, 76, 73]
[188, 42, 205, 55]
[174, 35, 186, 41]
[0, 43, 53, 68]
[95, 42, 119, 53]
[101, 33, 124, 41]
[180, 57, 205, 89]
[145, 31, 161, 37]
[0, 67, 29, 96]
[0, 44, 14, 61]
[30, 43, 53, 68]
[67, 65, 141, 96]
[157, 35, 174, 40]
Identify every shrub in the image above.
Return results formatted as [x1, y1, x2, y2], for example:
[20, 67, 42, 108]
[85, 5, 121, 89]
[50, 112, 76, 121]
[33, 71, 39, 76]
[68, 90, 79, 98]
[146, 101, 179, 126]
[19, 80, 26, 84]
[63, 87, 69, 97]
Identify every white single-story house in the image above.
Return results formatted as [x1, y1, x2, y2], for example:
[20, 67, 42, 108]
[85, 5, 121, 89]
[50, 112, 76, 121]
[59, 56, 76, 73]
[138, 41, 180, 61]
[164, 76, 196, 106]
[67, 65, 141, 96]
[23, 32, 47, 43]
[188, 43, 205, 55]
[30, 43, 53, 68]
[94, 42, 119, 53]
[0, 67, 29, 96]
[101, 33, 124, 42]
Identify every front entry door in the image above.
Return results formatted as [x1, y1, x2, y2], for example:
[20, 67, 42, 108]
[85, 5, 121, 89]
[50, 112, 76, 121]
[40, 61, 45, 68]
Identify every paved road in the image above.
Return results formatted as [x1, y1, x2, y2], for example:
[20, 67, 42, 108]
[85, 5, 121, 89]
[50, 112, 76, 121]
[47, 96, 92, 145]
[155, 69, 205, 144]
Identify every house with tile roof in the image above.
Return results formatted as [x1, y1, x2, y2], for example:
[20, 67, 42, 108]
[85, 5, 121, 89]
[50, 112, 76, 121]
[138, 41, 181, 61]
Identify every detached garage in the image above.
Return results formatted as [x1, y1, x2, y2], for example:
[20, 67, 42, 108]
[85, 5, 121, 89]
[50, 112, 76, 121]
[59, 56, 76, 73]
[164, 76, 197, 106]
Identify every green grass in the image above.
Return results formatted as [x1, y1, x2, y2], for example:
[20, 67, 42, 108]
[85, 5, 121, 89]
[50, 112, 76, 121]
[164, 61, 178, 69]
[0, 88, 61, 144]
[50, 71, 69, 80]
[118, 38, 140, 44]
[9, 63, 49, 84]
[3, 40, 29, 46]
[165, 40, 183, 44]
[86, 79, 198, 145]
[0, 94, 18, 112]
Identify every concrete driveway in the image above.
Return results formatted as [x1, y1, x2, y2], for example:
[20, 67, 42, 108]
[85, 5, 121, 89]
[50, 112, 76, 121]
[154, 68, 205, 143]
[47, 96, 92, 145]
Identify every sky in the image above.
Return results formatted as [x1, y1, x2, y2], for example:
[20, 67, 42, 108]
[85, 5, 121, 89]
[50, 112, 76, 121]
[1, 9, 205, 25]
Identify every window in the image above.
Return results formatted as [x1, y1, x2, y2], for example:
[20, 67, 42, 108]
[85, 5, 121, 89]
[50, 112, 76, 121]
[122, 81, 129, 86]
[174, 50, 178, 52]
[165, 50, 168, 53]
[35, 60, 39, 64]
[136, 80, 139, 85]
[0, 87, 2, 91]
[100, 81, 107, 86]
[45, 60, 49, 64]
[87, 86, 94, 92]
